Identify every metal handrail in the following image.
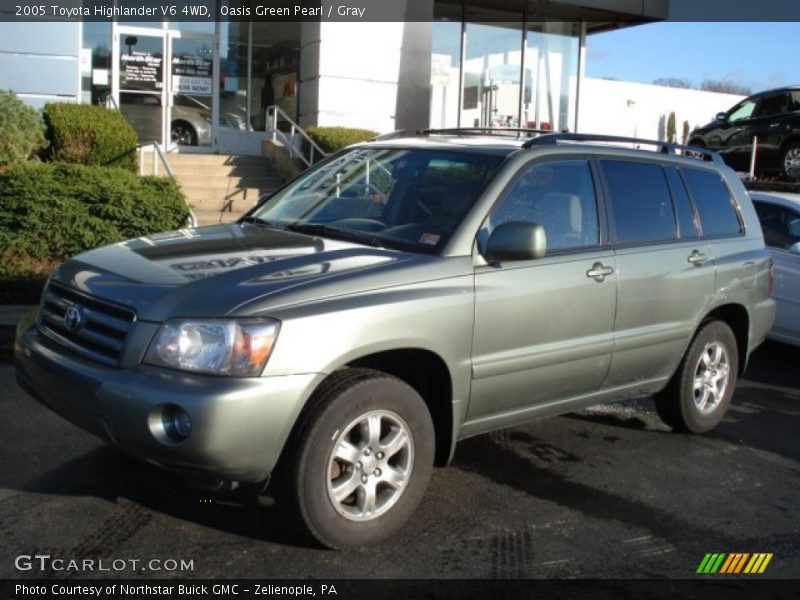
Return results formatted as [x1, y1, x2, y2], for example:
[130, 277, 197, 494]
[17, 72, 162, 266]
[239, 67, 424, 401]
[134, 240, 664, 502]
[104, 94, 119, 111]
[138, 142, 198, 228]
[265, 104, 327, 167]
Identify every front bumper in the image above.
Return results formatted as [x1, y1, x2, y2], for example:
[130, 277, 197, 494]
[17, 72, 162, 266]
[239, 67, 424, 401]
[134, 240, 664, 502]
[15, 315, 324, 483]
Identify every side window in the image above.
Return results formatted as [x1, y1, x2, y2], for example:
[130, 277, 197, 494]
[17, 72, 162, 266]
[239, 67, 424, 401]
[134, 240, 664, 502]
[754, 201, 800, 250]
[681, 168, 743, 237]
[482, 160, 599, 253]
[754, 94, 788, 118]
[790, 92, 800, 113]
[600, 160, 676, 245]
[665, 167, 699, 238]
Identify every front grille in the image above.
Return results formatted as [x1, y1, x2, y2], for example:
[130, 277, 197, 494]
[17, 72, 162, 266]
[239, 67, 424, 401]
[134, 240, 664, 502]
[38, 282, 136, 366]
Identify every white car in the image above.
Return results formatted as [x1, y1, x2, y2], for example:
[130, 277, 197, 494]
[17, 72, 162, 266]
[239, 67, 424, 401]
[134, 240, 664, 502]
[751, 191, 800, 347]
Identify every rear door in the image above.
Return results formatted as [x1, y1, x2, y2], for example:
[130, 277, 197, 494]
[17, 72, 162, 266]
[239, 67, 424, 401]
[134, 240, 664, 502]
[599, 159, 716, 388]
[468, 158, 617, 425]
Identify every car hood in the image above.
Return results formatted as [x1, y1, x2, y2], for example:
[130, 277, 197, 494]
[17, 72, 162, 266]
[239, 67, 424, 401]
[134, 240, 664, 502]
[50, 223, 440, 322]
[693, 120, 718, 136]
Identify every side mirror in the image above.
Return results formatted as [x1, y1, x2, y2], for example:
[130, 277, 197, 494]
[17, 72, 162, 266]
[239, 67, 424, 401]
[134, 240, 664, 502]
[715, 112, 728, 124]
[484, 222, 547, 262]
[789, 241, 800, 255]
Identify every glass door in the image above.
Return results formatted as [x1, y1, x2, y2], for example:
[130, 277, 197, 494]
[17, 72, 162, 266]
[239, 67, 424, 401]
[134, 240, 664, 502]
[168, 33, 215, 150]
[113, 26, 217, 150]
[113, 27, 167, 145]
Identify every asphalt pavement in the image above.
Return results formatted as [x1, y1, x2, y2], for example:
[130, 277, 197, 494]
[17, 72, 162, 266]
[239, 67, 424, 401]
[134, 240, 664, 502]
[0, 341, 798, 579]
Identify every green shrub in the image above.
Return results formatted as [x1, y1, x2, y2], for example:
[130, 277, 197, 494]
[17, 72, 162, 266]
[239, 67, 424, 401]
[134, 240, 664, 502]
[42, 103, 138, 172]
[306, 126, 381, 153]
[0, 90, 47, 170]
[0, 162, 189, 264]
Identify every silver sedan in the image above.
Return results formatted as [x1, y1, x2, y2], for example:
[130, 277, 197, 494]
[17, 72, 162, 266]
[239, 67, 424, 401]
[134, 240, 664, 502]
[751, 191, 800, 347]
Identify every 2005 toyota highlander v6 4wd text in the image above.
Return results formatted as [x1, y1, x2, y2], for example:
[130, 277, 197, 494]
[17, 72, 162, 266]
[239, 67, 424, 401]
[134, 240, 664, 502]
[15, 131, 775, 548]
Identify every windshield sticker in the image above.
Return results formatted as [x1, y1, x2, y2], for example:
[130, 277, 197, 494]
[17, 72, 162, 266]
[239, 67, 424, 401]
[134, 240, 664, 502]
[419, 233, 441, 245]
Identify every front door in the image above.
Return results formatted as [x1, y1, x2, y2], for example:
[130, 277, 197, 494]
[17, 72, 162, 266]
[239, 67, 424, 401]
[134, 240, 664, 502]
[113, 26, 215, 150]
[467, 158, 617, 428]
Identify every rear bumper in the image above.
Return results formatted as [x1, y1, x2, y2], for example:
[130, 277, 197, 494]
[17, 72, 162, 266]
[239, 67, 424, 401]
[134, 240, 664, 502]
[15, 315, 323, 483]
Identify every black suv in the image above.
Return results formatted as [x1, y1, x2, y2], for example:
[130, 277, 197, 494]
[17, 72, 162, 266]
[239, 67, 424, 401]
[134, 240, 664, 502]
[689, 86, 800, 181]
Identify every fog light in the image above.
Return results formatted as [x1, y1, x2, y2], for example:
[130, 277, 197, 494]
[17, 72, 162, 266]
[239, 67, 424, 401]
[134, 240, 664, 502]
[162, 405, 192, 442]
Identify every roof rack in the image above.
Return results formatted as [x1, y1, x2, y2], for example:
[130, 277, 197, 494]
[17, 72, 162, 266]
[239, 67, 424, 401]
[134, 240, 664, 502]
[522, 133, 724, 165]
[371, 127, 552, 142]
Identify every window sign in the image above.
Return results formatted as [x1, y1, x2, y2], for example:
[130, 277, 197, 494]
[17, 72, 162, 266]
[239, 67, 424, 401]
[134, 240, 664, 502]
[120, 35, 164, 92]
[171, 54, 213, 96]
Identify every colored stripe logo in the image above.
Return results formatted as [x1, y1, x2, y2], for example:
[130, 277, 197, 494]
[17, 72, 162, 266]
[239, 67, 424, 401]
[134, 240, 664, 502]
[696, 553, 773, 574]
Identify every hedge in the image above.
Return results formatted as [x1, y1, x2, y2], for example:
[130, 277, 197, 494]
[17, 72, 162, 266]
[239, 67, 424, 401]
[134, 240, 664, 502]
[0, 162, 190, 302]
[42, 103, 139, 173]
[306, 126, 381, 153]
[0, 90, 47, 170]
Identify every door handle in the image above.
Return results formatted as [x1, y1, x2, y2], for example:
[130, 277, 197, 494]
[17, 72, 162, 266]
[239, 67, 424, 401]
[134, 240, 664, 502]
[688, 250, 708, 266]
[586, 262, 614, 282]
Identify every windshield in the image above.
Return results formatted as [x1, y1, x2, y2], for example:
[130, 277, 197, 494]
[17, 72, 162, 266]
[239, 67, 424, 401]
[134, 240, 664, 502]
[251, 147, 504, 253]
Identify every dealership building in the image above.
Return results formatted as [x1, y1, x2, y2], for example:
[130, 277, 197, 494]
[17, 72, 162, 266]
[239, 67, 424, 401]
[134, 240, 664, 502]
[0, 1, 667, 155]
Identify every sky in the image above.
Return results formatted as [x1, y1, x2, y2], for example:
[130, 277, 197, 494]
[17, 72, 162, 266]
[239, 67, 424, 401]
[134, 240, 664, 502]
[586, 19, 799, 94]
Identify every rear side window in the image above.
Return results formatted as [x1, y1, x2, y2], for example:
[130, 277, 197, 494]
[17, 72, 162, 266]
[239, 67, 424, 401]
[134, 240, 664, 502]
[754, 201, 800, 250]
[681, 169, 742, 237]
[600, 160, 676, 244]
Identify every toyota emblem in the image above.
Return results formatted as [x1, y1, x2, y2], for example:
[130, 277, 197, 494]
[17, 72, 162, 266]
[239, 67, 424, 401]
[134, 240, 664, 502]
[64, 305, 83, 331]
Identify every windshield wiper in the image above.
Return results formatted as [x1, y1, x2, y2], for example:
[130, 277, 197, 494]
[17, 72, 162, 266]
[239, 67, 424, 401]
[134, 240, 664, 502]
[240, 216, 285, 229]
[285, 222, 386, 249]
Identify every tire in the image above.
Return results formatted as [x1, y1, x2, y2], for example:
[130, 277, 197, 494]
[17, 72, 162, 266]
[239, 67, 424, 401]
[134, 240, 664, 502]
[781, 143, 800, 181]
[655, 321, 738, 434]
[287, 368, 434, 549]
[171, 121, 197, 146]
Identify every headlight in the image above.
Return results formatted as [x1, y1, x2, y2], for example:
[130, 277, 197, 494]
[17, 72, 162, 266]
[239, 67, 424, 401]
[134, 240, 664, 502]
[143, 318, 279, 376]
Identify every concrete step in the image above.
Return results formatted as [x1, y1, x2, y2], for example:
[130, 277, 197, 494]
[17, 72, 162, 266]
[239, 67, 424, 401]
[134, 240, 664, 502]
[167, 153, 271, 167]
[174, 174, 283, 189]
[181, 186, 268, 205]
[193, 208, 248, 226]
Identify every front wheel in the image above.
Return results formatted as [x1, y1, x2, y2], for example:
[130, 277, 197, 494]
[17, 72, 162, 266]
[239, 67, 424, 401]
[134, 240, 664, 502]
[288, 369, 434, 548]
[171, 121, 197, 146]
[655, 320, 739, 434]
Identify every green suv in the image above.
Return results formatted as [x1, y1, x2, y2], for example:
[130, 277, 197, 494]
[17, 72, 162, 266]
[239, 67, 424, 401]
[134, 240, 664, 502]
[15, 132, 775, 548]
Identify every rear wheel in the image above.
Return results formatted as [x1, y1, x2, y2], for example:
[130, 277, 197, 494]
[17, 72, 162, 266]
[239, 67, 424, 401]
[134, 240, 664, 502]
[287, 369, 434, 548]
[655, 321, 738, 433]
[781, 143, 800, 181]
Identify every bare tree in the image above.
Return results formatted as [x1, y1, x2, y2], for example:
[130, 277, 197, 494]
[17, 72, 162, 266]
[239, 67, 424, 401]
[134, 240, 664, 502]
[653, 77, 692, 89]
[667, 112, 677, 143]
[700, 80, 752, 96]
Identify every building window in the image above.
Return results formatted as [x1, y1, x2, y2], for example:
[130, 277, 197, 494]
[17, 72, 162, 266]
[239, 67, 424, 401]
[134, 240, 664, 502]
[524, 22, 579, 132]
[430, 1, 581, 132]
[82, 22, 112, 105]
[250, 22, 301, 131]
[462, 5, 523, 128]
[430, 3, 462, 129]
[219, 21, 249, 131]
